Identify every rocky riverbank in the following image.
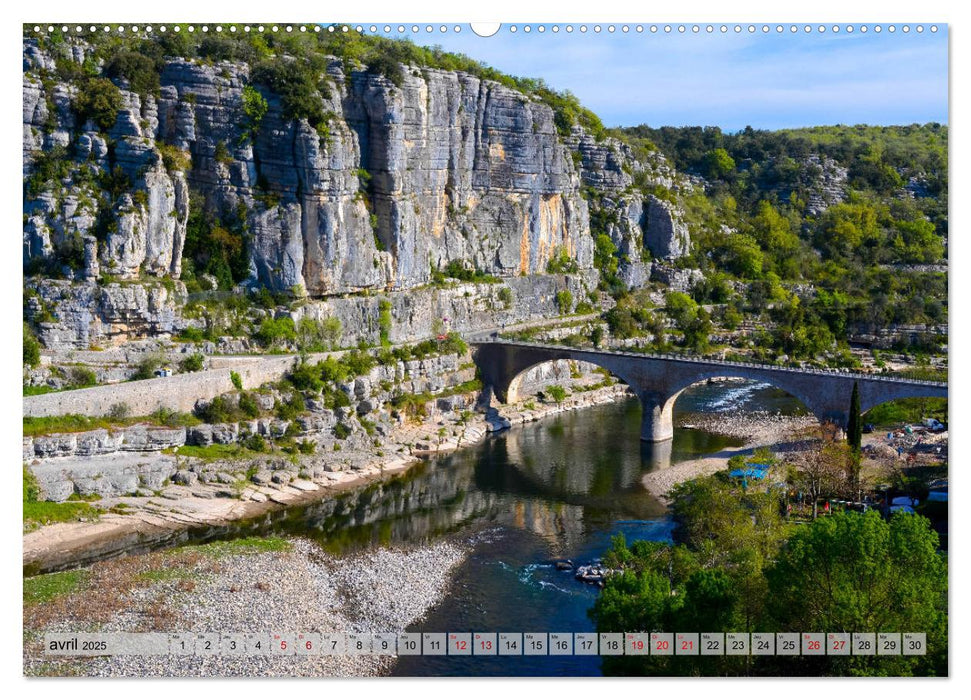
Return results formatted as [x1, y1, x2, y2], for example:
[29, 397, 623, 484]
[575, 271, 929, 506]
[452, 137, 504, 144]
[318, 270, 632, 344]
[24, 379, 631, 574]
[23, 537, 468, 677]
[641, 410, 818, 503]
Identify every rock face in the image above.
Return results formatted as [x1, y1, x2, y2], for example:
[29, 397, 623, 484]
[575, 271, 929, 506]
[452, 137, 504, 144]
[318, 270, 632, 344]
[644, 195, 690, 260]
[25, 278, 188, 350]
[565, 128, 692, 288]
[24, 38, 594, 295]
[801, 154, 848, 215]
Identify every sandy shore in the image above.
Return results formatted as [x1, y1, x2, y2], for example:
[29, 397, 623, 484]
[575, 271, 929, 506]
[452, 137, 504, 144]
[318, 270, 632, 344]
[23, 537, 469, 677]
[642, 411, 818, 503]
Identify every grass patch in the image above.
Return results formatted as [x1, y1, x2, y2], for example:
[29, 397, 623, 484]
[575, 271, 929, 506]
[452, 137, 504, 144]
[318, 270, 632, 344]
[172, 443, 264, 461]
[23, 501, 101, 532]
[890, 366, 948, 382]
[23, 570, 89, 606]
[23, 411, 199, 438]
[135, 567, 195, 583]
[864, 397, 948, 427]
[24, 466, 101, 531]
[183, 536, 293, 558]
[23, 385, 56, 396]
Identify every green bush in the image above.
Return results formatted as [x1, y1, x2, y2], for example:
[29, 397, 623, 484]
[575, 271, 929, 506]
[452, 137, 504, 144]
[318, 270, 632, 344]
[238, 391, 260, 418]
[274, 392, 305, 421]
[177, 326, 205, 342]
[23, 466, 41, 502]
[131, 353, 167, 381]
[230, 370, 243, 391]
[74, 77, 123, 131]
[104, 50, 160, 97]
[107, 402, 130, 420]
[240, 84, 268, 141]
[296, 316, 341, 352]
[251, 56, 327, 128]
[556, 289, 574, 314]
[196, 395, 239, 424]
[546, 247, 579, 274]
[23, 324, 41, 367]
[255, 316, 297, 348]
[288, 360, 323, 392]
[333, 422, 351, 440]
[378, 299, 392, 347]
[544, 385, 568, 404]
[68, 366, 97, 388]
[244, 434, 267, 451]
[178, 353, 204, 373]
[214, 140, 233, 165]
[158, 143, 192, 172]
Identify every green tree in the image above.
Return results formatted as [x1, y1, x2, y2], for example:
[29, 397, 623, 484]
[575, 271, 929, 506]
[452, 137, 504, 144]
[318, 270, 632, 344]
[74, 77, 123, 131]
[240, 84, 269, 142]
[178, 353, 204, 373]
[254, 317, 297, 348]
[703, 147, 736, 179]
[765, 511, 947, 675]
[847, 381, 862, 453]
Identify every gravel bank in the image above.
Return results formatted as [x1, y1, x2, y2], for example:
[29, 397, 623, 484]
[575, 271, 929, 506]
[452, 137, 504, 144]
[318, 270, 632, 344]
[24, 537, 469, 677]
[642, 411, 817, 503]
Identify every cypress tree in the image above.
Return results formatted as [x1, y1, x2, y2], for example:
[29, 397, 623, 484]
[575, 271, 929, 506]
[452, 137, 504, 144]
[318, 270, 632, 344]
[847, 382, 862, 453]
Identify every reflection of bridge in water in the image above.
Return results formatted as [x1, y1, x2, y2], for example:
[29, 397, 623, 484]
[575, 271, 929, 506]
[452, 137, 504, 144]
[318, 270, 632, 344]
[258, 420, 669, 555]
[473, 340, 947, 442]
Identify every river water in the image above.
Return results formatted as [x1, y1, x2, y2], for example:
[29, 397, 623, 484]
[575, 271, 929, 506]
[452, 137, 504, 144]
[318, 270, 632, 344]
[237, 379, 801, 676]
[29, 379, 803, 674]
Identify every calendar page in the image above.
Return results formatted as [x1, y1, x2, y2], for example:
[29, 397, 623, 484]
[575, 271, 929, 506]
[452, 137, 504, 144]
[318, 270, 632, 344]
[20, 17, 949, 682]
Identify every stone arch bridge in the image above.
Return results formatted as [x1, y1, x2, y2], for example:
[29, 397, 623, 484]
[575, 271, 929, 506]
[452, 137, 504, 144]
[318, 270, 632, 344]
[472, 341, 947, 442]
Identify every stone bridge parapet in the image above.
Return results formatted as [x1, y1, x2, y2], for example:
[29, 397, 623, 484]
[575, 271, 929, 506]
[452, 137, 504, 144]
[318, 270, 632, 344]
[472, 341, 947, 442]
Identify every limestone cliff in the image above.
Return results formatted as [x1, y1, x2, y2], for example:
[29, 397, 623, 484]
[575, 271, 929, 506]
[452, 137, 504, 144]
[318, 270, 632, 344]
[23, 38, 600, 295]
[566, 128, 692, 289]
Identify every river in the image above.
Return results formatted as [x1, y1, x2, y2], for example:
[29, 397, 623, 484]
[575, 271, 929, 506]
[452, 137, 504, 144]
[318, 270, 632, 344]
[235, 379, 803, 676]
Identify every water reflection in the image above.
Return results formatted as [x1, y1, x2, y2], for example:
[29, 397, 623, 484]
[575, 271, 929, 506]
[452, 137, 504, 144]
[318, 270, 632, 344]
[262, 397, 750, 554]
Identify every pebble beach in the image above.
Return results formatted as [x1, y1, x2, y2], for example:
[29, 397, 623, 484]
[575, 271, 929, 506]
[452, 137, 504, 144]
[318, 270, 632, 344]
[24, 538, 469, 677]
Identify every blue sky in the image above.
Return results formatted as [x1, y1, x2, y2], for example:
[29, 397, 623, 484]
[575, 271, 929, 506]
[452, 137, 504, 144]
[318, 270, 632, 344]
[387, 25, 948, 131]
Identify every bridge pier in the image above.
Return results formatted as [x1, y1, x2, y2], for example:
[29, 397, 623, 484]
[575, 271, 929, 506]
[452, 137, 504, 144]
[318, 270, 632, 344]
[640, 395, 674, 442]
[472, 341, 947, 446]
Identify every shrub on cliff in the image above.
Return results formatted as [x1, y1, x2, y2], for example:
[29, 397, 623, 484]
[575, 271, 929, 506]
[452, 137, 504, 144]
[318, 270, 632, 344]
[103, 49, 160, 98]
[73, 77, 122, 131]
[254, 317, 297, 348]
[130, 353, 167, 381]
[23, 324, 40, 367]
[546, 246, 579, 274]
[251, 56, 328, 128]
[68, 366, 97, 388]
[544, 385, 568, 404]
[288, 360, 323, 392]
[238, 392, 260, 418]
[178, 353, 204, 373]
[196, 395, 238, 424]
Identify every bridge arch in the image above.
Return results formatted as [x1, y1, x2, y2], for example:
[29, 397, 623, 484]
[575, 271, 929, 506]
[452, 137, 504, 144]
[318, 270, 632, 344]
[473, 343, 645, 406]
[504, 358, 642, 406]
[659, 370, 822, 427]
[859, 393, 948, 424]
[472, 341, 947, 443]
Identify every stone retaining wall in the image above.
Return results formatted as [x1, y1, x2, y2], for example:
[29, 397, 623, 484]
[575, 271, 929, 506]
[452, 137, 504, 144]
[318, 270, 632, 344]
[22, 354, 310, 418]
